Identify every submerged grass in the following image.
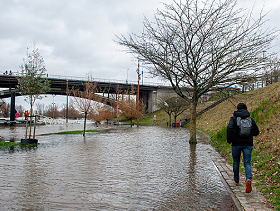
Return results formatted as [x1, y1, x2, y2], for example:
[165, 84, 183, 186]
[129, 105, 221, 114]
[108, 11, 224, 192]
[0, 142, 37, 150]
[54, 130, 100, 135]
[0, 130, 100, 149]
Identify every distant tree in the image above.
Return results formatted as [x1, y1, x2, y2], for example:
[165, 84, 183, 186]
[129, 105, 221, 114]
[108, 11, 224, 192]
[236, 73, 258, 92]
[158, 94, 189, 127]
[170, 97, 190, 124]
[103, 106, 116, 125]
[61, 101, 83, 119]
[265, 56, 280, 85]
[44, 104, 60, 118]
[35, 102, 45, 116]
[17, 44, 51, 139]
[0, 100, 9, 118]
[71, 81, 97, 136]
[117, 0, 277, 143]
[120, 93, 145, 127]
[90, 101, 115, 125]
[15, 104, 25, 117]
[90, 103, 103, 124]
[157, 94, 174, 127]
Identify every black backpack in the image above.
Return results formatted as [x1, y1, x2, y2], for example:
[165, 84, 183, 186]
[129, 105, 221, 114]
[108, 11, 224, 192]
[236, 117, 252, 137]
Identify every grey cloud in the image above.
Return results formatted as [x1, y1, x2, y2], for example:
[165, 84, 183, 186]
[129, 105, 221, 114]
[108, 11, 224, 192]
[0, 0, 279, 82]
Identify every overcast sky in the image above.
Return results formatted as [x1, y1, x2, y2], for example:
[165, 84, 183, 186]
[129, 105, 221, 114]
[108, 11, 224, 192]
[0, 0, 175, 84]
[0, 0, 279, 109]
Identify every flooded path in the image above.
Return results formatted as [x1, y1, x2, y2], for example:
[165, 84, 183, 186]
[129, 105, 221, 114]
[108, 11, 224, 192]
[0, 124, 233, 210]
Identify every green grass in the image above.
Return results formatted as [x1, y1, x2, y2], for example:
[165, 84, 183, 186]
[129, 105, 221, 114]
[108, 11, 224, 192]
[0, 142, 37, 150]
[207, 126, 233, 165]
[206, 103, 280, 210]
[54, 130, 100, 135]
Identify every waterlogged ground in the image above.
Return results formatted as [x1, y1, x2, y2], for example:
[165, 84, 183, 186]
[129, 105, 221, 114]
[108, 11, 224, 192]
[0, 124, 234, 210]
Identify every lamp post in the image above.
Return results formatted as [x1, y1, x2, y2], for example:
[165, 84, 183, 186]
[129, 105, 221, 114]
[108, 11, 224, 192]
[66, 80, 69, 123]
[126, 68, 129, 84]
[52, 94, 56, 119]
[136, 62, 140, 127]
[142, 70, 143, 85]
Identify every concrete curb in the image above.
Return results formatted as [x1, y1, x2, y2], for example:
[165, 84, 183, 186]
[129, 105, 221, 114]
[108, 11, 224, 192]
[212, 150, 274, 211]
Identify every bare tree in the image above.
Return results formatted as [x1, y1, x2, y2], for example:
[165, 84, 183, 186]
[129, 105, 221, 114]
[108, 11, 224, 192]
[171, 97, 190, 124]
[236, 73, 258, 92]
[36, 102, 45, 116]
[102, 104, 116, 125]
[44, 104, 60, 118]
[16, 104, 25, 117]
[264, 56, 280, 85]
[120, 88, 145, 127]
[89, 101, 115, 125]
[120, 97, 145, 127]
[158, 94, 189, 127]
[71, 81, 97, 136]
[117, 0, 278, 143]
[157, 94, 175, 127]
[60, 102, 83, 119]
[0, 100, 9, 118]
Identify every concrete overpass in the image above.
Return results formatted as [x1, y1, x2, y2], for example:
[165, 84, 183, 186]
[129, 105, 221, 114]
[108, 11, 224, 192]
[0, 74, 184, 114]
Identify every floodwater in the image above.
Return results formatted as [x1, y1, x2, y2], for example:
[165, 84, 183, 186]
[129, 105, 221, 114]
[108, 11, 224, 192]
[0, 123, 230, 210]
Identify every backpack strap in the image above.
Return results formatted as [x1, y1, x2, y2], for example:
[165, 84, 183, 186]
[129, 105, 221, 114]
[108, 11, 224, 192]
[236, 117, 241, 127]
[247, 117, 252, 128]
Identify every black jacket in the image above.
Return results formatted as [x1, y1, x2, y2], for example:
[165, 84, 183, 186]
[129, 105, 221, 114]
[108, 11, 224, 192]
[227, 109, 259, 146]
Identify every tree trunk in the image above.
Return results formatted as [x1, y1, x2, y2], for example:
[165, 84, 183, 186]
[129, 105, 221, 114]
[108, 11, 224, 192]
[189, 101, 197, 144]
[29, 96, 33, 139]
[83, 112, 87, 137]
[25, 117, 28, 139]
[169, 114, 172, 128]
[33, 115, 36, 139]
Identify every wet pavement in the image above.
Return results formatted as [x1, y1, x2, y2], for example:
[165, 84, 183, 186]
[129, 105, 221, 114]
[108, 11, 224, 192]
[0, 124, 274, 210]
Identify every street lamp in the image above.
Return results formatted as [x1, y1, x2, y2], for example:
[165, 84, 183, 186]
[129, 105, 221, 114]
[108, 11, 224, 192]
[52, 94, 56, 119]
[126, 68, 129, 84]
[66, 80, 69, 123]
[136, 62, 140, 127]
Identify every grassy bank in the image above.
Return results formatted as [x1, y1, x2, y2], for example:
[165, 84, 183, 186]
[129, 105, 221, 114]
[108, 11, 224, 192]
[138, 100, 215, 126]
[196, 82, 280, 210]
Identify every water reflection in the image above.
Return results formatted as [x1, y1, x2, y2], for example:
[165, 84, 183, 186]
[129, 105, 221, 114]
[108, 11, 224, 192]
[0, 125, 229, 210]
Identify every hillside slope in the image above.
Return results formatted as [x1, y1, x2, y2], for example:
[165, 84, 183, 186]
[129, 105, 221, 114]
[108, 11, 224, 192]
[197, 82, 280, 133]
[196, 82, 280, 209]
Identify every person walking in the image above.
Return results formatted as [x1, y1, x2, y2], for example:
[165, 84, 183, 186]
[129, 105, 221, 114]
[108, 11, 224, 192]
[227, 103, 259, 193]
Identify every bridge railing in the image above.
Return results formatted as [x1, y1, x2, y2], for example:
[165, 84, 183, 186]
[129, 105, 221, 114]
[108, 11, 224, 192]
[0, 71, 170, 87]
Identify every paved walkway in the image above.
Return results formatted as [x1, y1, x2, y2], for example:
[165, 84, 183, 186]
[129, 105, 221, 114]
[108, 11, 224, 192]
[212, 150, 274, 211]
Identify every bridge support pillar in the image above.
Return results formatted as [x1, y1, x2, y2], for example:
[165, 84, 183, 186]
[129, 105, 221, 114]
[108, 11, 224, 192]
[10, 91, 16, 122]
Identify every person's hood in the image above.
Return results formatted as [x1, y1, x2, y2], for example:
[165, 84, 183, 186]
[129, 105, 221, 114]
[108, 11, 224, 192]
[233, 109, 250, 118]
